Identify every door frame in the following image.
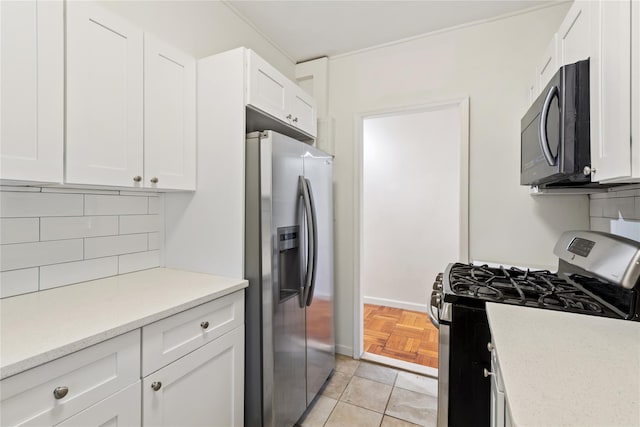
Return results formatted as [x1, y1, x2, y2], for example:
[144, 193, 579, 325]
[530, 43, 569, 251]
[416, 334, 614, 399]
[352, 97, 470, 359]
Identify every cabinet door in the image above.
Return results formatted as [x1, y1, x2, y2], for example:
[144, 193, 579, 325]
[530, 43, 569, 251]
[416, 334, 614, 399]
[66, 2, 144, 187]
[589, 0, 632, 182]
[0, 0, 63, 183]
[144, 35, 196, 190]
[289, 86, 317, 137]
[537, 34, 558, 90]
[247, 50, 289, 123]
[55, 382, 141, 427]
[557, 1, 590, 66]
[142, 326, 244, 427]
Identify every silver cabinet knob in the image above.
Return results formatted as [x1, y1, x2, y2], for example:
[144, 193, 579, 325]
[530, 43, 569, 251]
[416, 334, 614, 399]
[151, 381, 162, 391]
[286, 114, 293, 120]
[150, 177, 159, 184]
[200, 321, 209, 329]
[293, 117, 298, 123]
[133, 176, 142, 182]
[483, 368, 494, 378]
[53, 386, 69, 399]
[487, 342, 494, 352]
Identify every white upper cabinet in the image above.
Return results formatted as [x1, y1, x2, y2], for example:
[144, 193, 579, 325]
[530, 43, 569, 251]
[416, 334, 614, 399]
[589, 0, 632, 182]
[144, 35, 196, 190]
[0, 0, 64, 183]
[65, 1, 144, 187]
[290, 88, 317, 136]
[247, 52, 289, 123]
[246, 49, 317, 138]
[557, 1, 591, 66]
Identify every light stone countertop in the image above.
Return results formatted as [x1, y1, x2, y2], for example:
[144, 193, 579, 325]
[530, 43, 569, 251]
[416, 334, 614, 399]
[0, 268, 248, 380]
[486, 303, 640, 427]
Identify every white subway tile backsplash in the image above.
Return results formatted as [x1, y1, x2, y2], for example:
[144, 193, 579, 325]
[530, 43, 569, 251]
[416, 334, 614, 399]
[589, 199, 606, 218]
[148, 232, 161, 250]
[0, 188, 164, 298]
[590, 217, 611, 233]
[0, 192, 83, 217]
[0, 218, 39, 244]
[41, 216, 118, 241]
[85, 195, 148, 215]
[0, 268, 39, 298]
[1, 239, 83, 271]
[40, 257, 118, 290]
[603, 196, 636, 219]
[119, 250, 160, 274]
[85, 234, 148, 259]
[119, 215, 161, 234]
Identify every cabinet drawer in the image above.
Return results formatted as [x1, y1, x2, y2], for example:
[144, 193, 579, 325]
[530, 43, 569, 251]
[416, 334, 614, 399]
[142, 290, 244, 375]
[0, 330, 140, 427]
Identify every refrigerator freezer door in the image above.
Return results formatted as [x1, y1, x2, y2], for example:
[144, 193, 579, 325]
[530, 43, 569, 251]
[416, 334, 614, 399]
[303, 148, 335, 405]
[271, 133, 308, 427]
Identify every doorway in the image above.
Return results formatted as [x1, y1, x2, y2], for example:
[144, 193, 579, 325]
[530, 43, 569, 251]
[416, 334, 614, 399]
[355, 99, 469, 375]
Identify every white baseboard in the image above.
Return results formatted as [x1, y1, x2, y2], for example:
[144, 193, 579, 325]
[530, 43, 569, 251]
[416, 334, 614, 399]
[363, 296, 428, 313]
[362, 352, 438, 379]
[335, 344, 353, 357]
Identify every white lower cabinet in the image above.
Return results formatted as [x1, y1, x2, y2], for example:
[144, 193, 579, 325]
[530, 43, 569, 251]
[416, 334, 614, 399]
[0, 290, 245, 427]
[56, 381, 141, 427]
[0, 330, 140, 427]
[142, 326, 244, 427]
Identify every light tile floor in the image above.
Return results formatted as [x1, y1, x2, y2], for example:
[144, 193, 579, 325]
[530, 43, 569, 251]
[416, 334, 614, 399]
[298, 354, 438, 427]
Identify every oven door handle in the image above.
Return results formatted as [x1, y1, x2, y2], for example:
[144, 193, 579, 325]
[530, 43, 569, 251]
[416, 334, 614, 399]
[428, 298, 440, 329]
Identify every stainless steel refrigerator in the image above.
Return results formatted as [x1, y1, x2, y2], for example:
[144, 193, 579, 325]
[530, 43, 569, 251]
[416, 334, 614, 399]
[245, 130, 335, 427]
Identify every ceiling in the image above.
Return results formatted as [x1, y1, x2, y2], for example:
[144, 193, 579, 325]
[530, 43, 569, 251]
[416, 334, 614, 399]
[225, 0, 559, 63]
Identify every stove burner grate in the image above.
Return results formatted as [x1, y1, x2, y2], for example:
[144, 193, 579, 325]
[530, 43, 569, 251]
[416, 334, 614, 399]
[448, 263, 608, 315]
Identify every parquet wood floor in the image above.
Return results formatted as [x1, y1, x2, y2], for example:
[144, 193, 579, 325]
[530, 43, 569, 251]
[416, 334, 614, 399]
[363, 304, 439, 369]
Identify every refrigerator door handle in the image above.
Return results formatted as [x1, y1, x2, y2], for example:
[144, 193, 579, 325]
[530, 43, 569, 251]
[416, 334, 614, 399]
[304, 178, 319, 307]
[299, 175, 315, 308]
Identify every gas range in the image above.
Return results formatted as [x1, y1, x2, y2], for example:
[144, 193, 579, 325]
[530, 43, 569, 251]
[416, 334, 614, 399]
[429, 230, 640, 427]
[440, 262, 635, 319]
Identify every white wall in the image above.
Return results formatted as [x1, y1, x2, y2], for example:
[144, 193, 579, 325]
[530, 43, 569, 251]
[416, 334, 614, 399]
[98, 0, 295, 78]
[329, 3, 590, 355]
[362, 107, 461, 311]
[0, 188, 162, 298]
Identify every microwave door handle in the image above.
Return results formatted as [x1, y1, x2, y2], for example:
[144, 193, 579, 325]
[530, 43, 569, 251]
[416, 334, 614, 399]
[539, 85, 559, 167]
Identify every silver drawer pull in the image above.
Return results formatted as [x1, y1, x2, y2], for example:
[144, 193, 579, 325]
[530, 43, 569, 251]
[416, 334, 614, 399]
[53, 386, 69, 399]
[483, 368, 494, 378]
[133, 175, 142, 182]
[150, 177, 159, 184]
[200, 321, 209, 329]
[151, 381, 162, 391]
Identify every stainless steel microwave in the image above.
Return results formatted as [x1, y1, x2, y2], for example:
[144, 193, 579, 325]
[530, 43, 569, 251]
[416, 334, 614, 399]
[521, 59, 591, 187]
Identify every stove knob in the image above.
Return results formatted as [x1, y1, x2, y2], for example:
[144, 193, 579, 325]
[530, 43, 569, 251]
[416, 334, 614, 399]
[435, 273, 443, 282]
[432, 281, 443, 290]
[487, 342, 494, 352]
[431, 293, 441, 307]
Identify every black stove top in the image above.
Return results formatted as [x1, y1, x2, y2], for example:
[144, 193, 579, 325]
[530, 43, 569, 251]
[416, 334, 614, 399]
[444, 263, 634, 319]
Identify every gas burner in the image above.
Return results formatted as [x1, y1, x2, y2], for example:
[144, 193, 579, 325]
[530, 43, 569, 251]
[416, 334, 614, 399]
[446, 263, 613, 316]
